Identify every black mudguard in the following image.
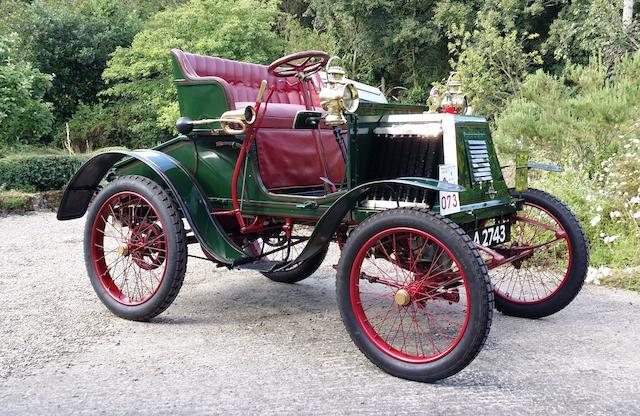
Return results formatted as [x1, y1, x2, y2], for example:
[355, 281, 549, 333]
[272, 177, 464, 272]
[57, 150, 246, 266]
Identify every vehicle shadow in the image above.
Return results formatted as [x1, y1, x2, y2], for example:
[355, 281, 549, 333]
[152, 272, 339, 326]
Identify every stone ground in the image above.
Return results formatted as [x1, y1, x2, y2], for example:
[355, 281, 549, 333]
[1, 212, 639, 415]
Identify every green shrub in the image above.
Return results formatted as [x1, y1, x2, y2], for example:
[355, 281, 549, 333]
[529, 162, 640, 269]
[495, 53, 640, 175]
[0, 34, 54, 146]
[0, 154, 87, 191]
[57, 103, 169, 153]
[0, 191, 30, 211]
[495, 51, 640, 271]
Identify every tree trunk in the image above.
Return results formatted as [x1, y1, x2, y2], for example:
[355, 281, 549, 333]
[624, 0, 635, 30]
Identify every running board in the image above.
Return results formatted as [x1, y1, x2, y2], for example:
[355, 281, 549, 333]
[235, 260, 284, 272]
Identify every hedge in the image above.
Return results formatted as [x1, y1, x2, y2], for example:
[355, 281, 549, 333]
[0, 154, 88, 192]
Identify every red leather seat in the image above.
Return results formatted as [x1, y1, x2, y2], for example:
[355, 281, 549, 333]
[172, 49, 345, 191]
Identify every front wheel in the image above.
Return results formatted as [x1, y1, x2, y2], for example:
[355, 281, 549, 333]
[336, 209, 493, 382]
[490, 188, 589, 319]
[84, 175, 187, 321]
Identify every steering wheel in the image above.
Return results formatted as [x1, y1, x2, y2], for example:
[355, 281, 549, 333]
[268, 51, 330, 78]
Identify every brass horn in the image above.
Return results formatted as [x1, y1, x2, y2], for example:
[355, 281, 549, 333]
[217, 105, 257, 135]
[179, 106, 256, 135]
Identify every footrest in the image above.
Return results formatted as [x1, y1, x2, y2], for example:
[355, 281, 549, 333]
[235, 260, 284, 272]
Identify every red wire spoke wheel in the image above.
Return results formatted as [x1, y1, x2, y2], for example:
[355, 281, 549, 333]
[352, 228, 470, 363]
[336, 209, 493, 382]
[91, 192, 167, 305]
[490, 189, 588, 319]
[85, 176, 187, 321]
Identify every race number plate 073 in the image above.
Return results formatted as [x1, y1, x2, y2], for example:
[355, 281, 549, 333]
[471, 222, 511, 247]
[439, 164, 460, 216]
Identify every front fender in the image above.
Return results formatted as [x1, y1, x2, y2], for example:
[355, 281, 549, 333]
[57, 150, 246, 266]
[272, 178, 464, 272]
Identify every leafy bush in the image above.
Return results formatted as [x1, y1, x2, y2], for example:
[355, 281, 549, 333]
[544, 0, 640, 69]
[0, 0, 141, 122]
[58, 103, 169, 152]
[446, 2, 546, 116]
[496, 51, 640, 270]
[496, 52, 640, 176]
[0, 34, 54, 146]
[0, 154, 88, 192]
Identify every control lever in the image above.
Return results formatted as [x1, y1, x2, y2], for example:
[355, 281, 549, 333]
[319, 177, 337, 193]
[333, 126, 348, 163]
[256, 80, 267, 104]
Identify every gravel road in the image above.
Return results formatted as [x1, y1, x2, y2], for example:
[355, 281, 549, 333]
[1, 212, 639, 415]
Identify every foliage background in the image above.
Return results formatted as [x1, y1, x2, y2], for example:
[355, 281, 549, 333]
[0, 0, 638, 282]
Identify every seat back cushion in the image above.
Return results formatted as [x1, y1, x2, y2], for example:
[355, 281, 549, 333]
[177, 51, 322, 106]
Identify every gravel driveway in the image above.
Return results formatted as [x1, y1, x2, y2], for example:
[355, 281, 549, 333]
[1, 212, 639, 415]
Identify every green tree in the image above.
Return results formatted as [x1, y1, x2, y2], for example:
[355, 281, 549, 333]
[447, 1, 556, 116]
[0, 0, 141, 122]
[544, 0, 640, 69]
[0, 34, 54, 146]
[309, 0, 455, 101]
[102, 0, 285, 138]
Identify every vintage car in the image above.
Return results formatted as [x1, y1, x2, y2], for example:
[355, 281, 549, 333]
[57, 50, 589, 382]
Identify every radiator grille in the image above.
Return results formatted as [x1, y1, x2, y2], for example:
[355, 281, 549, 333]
[368, 133, 443, 203]
[466, 139, 492, 182]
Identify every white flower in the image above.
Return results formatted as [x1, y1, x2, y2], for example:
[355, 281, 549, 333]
[586, 266, 612, 285]
[586, 194, 593, 202]
[603, 235, 618, 244]
[596, 206, 603, 212]
[633, 211, 640, 219]
[609, 211, 622, 219]
[590, 215, 601, 227]
[630, 196, 640, 204]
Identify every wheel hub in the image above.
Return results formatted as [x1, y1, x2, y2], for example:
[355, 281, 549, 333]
[394, 289, 411, 306]
[129, 223, 166, 270]
[116, 245, 129, 256]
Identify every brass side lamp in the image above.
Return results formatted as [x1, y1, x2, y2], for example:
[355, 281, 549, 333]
[319, 59, 359, 126]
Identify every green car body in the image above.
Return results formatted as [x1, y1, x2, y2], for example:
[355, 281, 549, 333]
[58, 53, 520, 268]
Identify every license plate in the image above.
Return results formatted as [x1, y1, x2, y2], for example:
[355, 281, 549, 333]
[471, 222, 510, 247]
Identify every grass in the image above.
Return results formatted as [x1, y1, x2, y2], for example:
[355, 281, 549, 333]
[601, 268, 640, 293]
[0, 190, 33, 212]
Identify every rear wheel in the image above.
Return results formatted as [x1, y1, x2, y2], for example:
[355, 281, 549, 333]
[490, 188, 588, 319]
[336, 209, 493, 382]
[248, 223, 328, 283]
[84, 175, 187, 321]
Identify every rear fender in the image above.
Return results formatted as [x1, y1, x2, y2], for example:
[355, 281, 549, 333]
[57, 150, 247, 266]
[272, 178, 464, 272]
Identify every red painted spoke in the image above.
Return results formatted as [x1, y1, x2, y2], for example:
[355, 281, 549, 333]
[491, 202, 571, 303]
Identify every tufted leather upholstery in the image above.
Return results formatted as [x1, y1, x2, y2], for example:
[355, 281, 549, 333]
[172, 49, 344, 192]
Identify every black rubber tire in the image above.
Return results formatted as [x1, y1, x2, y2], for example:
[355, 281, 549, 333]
[336, 208, 493, 383]
[261, 244, 329, 283]
[84, 175, 187, 321]
[493, 188, 589, 319]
